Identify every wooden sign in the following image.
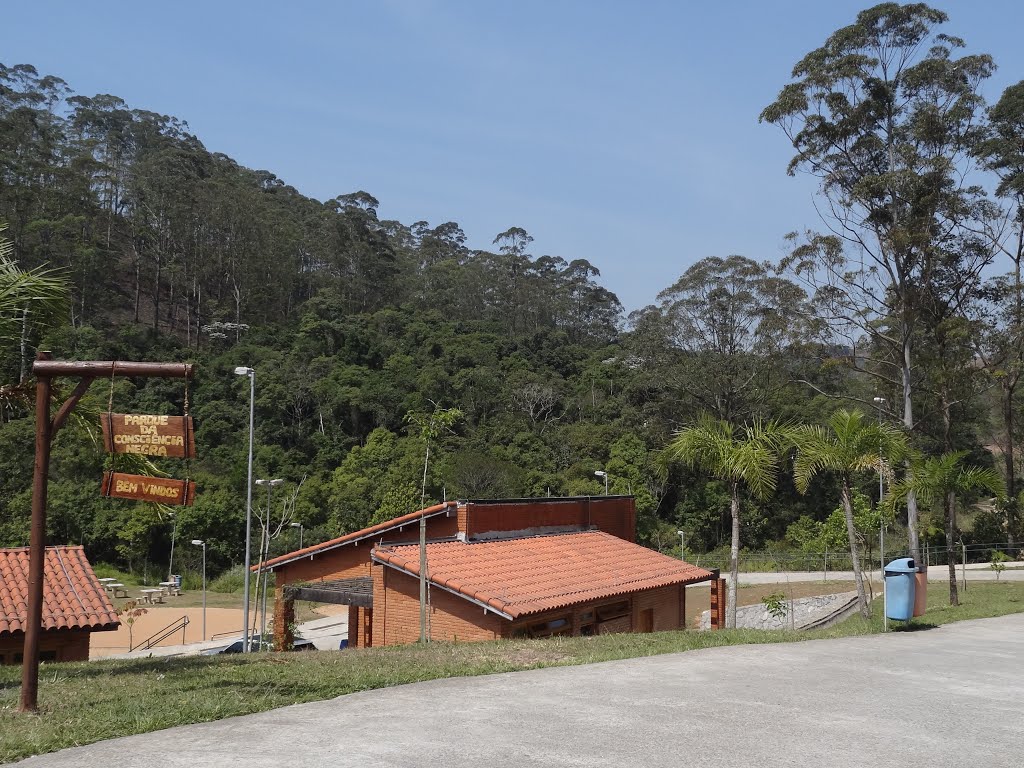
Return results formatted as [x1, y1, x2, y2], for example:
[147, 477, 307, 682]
[101, 413, 195, 458]
[101, 471, 196, 506]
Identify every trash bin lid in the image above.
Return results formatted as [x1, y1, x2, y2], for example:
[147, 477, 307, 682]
[884, 557, 916, 574]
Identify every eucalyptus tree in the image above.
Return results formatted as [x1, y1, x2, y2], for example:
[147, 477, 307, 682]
[792, 409, 908, 617]
[886, 452, 1004, 605]
[761, 3, 997, 561]
[667, 415, 789, 627]
[656, 255, 815, 425]
[974, 81, 1024, 548]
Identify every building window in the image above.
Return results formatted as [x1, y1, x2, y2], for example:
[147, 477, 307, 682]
[596, 600, 629, 621]
[526, 616, 571, 638]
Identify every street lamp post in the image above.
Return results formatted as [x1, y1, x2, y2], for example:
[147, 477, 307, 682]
[191, 539, 206, 641]
[594, 470, 609, 495]
[234, 366, 255, 652]
[677, 530, 686, 562]
[255, 478, 283, 650]
[873, 395, 887, 632]
[166, 511, 178, 583]
[290, 521, 304, 549]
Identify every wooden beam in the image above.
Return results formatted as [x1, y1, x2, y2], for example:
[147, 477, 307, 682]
[50, 377, 94, 435]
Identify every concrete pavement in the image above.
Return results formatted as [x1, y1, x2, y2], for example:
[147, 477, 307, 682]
[17, 613, 1024, 767]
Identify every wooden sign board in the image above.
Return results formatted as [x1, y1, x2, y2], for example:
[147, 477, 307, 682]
[101, 413, 195, 458]
[101, 471, 196, 506]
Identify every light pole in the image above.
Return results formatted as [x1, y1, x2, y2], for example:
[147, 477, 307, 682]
[255, 478, 283, 650]
[290, 521, 304, 549]
[594, 470, 609, 495]
[234, 366, 255, 652]
[166, 511, 178, 584]
[191, 539, 206, 641]
[677, 530, 686, 561]
[873, 395, 887, 632]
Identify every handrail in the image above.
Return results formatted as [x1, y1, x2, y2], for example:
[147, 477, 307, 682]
[210, 628, 242, 641]
[131, 615, 190, 651]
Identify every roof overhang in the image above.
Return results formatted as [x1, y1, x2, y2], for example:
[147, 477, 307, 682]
[258, 502, 457, 572]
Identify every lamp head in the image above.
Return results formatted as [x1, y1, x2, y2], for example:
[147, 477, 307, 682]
[234, 366, 253, 376]
[594, 470, 607, 478]
[290, 522, 302, 528]
[873, 396, 886, 403]
[191, 539, 204, 546]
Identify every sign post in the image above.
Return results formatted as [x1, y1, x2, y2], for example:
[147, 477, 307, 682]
[18, 353, 194, 714]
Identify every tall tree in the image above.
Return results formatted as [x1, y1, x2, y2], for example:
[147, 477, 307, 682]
[666, 415, 788, 627]
[657, 255, 815, 424]
[791, 409, 908, 617]
[761, 3, 996, 561]
[974, 81, 1024, 550]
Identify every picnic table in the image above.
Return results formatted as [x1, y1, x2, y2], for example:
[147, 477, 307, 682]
[139, 588, 165, 604]
[103, 582, 128, 598]
[97, 577, 117, 583]
[159, 581, 181, 597]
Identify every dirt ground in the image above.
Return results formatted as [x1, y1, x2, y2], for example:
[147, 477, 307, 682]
[90, 597, 344, 659]
[90, 607, 246, 658]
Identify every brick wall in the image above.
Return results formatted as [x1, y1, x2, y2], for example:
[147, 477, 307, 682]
[632, 585, 680, 631]
[372, 564, 503, 646]
[462, 497, 635, 542]
[0, 629, 91, 665]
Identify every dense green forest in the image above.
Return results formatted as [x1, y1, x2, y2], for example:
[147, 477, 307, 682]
[2, 4, 1023, 581]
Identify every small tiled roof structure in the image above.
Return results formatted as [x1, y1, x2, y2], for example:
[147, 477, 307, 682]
[372, 530, 715, 619]
[257, 501, 458, 572]
[0, 546, 119, 635]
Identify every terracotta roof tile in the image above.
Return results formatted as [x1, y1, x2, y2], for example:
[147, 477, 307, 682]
[0, 546, 120, 635]
[257, 501, 457, 572]
[372, 531, 715, 619]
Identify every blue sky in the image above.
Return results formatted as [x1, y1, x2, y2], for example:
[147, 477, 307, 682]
[4, 1, 1023, 311]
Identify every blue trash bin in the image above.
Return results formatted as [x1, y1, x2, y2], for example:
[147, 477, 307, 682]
[885, 558, 917, 621]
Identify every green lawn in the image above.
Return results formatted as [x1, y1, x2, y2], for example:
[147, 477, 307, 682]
[2, 581, 1022, 764]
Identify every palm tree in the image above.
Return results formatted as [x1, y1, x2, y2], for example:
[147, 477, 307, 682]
[0, 221, 69, 375]
[887, 452, 1004, 606]
[792, 409, 908, 618]
[667, 415, 788, 628]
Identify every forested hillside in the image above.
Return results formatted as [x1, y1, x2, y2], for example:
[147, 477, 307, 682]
[2, 4, 1023, 579]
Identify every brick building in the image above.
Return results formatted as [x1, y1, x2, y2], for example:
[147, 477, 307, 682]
[0, 546, 120, 665]
[261, 497, 716, 649]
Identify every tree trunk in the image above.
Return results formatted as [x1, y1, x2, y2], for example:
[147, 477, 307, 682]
[1002, 379, 1018, 552]
[841, 479, 870, 618]
[945, 489, 959, 606]
[902, 325, 921, 562]
[728, 482, 739, 629]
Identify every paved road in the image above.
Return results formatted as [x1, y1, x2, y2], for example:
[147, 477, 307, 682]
[18, 614, 1023, 767]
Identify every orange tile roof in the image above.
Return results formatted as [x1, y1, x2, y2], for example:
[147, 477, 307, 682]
[0, 546, 120, 635]
[372, 530, 715, 619]
[257, 501, 458, 572]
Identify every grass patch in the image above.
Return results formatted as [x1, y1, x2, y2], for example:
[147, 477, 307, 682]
[2, 581, 1022, 763]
